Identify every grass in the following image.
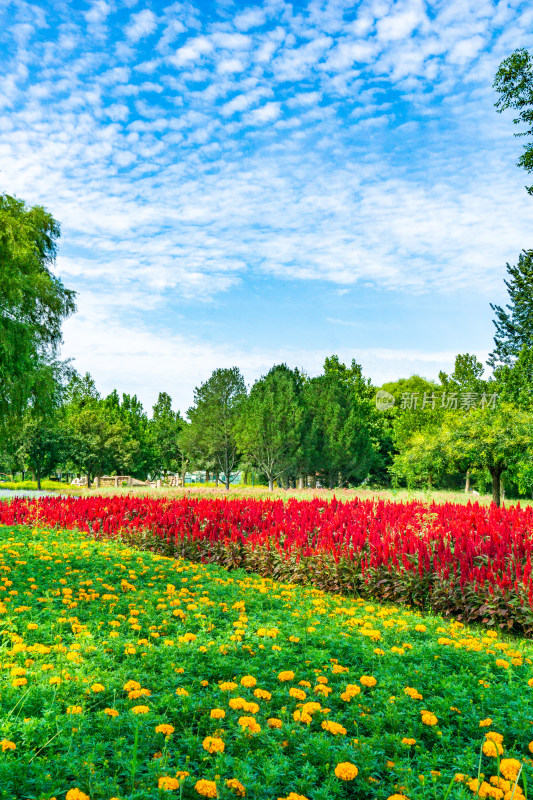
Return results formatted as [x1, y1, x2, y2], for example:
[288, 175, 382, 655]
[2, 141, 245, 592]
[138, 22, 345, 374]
[0, 524, 531, 800]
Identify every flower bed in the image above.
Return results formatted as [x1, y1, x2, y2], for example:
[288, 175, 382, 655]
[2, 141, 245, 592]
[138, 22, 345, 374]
[1, 495, 533, 632]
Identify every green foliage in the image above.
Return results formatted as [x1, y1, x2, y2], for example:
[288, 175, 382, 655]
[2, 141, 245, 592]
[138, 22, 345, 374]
[235, 364, 305, 490]
[185, 367, 247, 490]
[0, 524, 532, 799]
[494, 47, 533, 193]
[305, 358, 377, 488]
[0, 194, 75, 430]
[488, 251, 533, 369]
[149, 392, 184, 478]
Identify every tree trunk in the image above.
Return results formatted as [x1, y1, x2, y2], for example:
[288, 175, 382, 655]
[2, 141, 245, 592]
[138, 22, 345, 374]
[464, 470, 470, 493]
[36, 469, 41, 491]
[87, 473, 91, 489]
[225, 474, 230, 491]
[268, 477, 274, 491]
[205, 470, 209, 483]
[309, 475, 316, 489]
[298, 475, 304, 490]
[489, 466, 502, 507]
[427, 474, 432, 490]
[500, 476, 505, 507]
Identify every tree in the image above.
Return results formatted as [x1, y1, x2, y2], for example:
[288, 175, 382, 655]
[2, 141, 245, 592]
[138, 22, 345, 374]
[149, 392, 184, 479]
[305, 357, 377, 488]
[235, 365, 304, 491]
[17, 415, 64, 489]
[0, 194, 76, 430]
[494, 48, 533, 194]
[186, 368, 246, 491]
[443, 404, 533, 506]
[487, 251, 533, 368]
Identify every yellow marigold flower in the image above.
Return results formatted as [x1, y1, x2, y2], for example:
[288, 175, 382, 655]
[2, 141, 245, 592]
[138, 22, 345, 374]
[314, 684, 332, 696]
[302, 702, 321, 715]
[334, 762, 358, 781]
[415, 624, 426, 632]
[176, 771, 190, 780]
[331, 664, 348, 674]
[0, 740, 16, 752]
[195, 779, 218, 798]
[343, 684, 361, 699]
[66, 790, 90, 800]
[404, 687, 423, 700]
[360, 675, 377, 687]
[499, 759, 521, 782]
[267, 718, 282, 729]
[104, 708, 119, 717]
[219, 681, 238, 691]
[386, 795, 410, 800]
[240, 675, 256, 687]
[277, 794, 309, 800]
[159, 776, 181, 790]
[254, 689, 271, 700]
[229, 697, 247, 710]
[401, 738, 416, 746]
[480, 718, 493, 727]
[201, 680, 209, 687]
[321, 720, 347, 736]
[528, 678, 533, 688]
[226, 778, 246, 797]
[131, 705, 150, 714]
[12, 678, 27, 687]
[289, 688, 306, 701]
[91, 683, 105, 693]
[316, 676, 328, 684]
[420, 711, 438, 726]
[529, 741, 533, 754]
[454, 774, 466, 782]
[49, 677, 61, 685]
[123, 680, 141, 692]
[242, 701, 259, 714]
[238, 716, 261, 734]
[490, 777, 511, 792]
[293, 710, 312, 724]
[495, 659, 509, 669]
[67, 706, 82, 715]
[386, 761, 396, 768]
[155, 724, 175, 736]
[278, 671, 295, 682]
[175, 688, 189, 696]
[210, 708, 226, 719]
[202, 736, 225, 754]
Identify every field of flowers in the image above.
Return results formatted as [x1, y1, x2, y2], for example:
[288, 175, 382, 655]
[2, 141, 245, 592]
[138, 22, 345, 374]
[0, 523, 532, 800]
[1, 495, 533, 633]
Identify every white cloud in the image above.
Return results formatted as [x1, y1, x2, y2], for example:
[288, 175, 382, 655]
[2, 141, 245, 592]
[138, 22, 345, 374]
[85, 1, 111, 25]
[234, 8, 267, 31]
[245, 100, 281, 123]
[125, 9, 158, 42]
[169, 35, 213, 66]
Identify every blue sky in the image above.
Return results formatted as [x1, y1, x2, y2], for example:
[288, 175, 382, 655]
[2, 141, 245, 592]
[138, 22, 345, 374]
[2, 0, 533, 414]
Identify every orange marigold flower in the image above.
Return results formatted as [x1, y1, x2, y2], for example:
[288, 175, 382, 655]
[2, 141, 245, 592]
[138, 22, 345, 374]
[195, 779, 218, 798]
[289, 688, 306, 701]
[67, 706, 82, 715]
[0, 740, 16, 752]
[240, 676, 256, 688]
[159, 776, 181, 791]
[321, 720, 347, 736]
[404, 687, 422, 700]
[91, 683, 105, 693]
[65, 790, 90, 800]
[253, 689, 272, 700]
[360, 675, 377, 687]
[202, 736, 225, 754]
[155, 724, 175, 736]
[267, 718, 282, 729]
[210, 708, 226, 719]
[131, 705, 150, 714]
[123, 680, 141, 692]
[238, 716, 261, 734]
[479, 718, 493, 727]
[335, 762, 358, 781]
[499, 759, 521, 782]
[226, 778, 246, 797]
[401, 738, 416, 746]
[420, 711, 437, 726]
[278, 671, 295, 682]
[104, 708, 119, 717]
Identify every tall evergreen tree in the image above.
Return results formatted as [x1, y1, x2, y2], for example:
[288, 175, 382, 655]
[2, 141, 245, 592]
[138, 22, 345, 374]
[488, 250, 533, 368]
[494, 48, 533, 193]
